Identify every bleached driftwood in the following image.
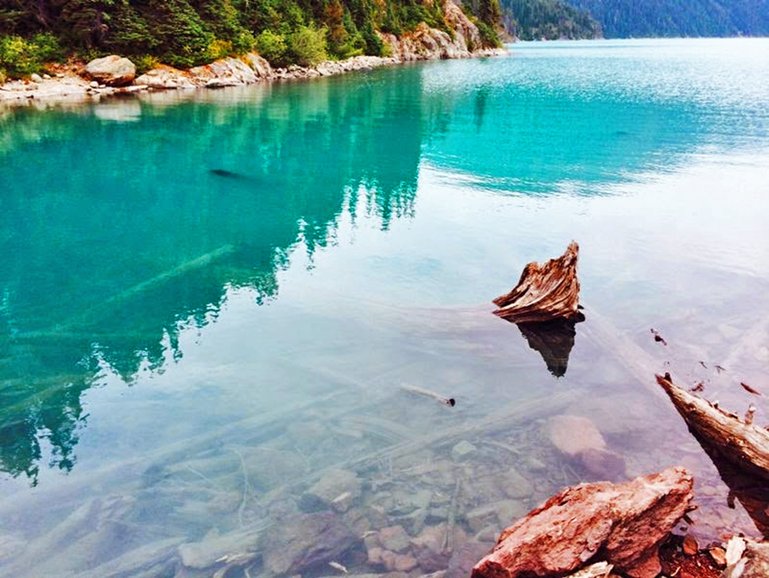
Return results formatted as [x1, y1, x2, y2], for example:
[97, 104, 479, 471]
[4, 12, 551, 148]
[493, 241, 581, 323]
[656, 373, 769, 482]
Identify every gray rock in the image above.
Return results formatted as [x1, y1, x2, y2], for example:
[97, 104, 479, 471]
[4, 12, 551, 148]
[466, 500, 528, 534]
[135, 66, 197, 90]
[30, 73, 43, 83]
[302, 468, 361, 512]
[578, 448, 627, 481]
[378, 525, 411, 553]
[261, 512, 357, 575]
[411, 523, 454, 572]
[242, 53, 273, 78]
[388, 488, 432, 516]
[85, 55, 136, 86]
[447, 541, 490, 578]
[178, 526, 261, 569]
[500, 468, 534, 500]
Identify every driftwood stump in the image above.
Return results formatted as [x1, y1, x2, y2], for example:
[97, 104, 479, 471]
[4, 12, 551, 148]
[493, 241, 581, 324]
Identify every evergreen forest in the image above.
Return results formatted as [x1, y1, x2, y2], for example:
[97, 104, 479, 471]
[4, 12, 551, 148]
[0, 0, 501, 77]
[567, 0, 769, 38]
[499, 0, 600, 40]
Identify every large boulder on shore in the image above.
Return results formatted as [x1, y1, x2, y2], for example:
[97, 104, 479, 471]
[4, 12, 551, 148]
[471, 467, 694, 578]
[85, 55, 136, 86]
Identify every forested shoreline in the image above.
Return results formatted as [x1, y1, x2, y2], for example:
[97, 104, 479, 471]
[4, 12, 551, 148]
[0, 0, 502, 80]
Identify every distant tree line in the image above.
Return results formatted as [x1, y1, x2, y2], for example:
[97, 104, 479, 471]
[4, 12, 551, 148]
[499, 0, 601, 40]
[0, 0, 501, 78]
[566, 0, 769, 38]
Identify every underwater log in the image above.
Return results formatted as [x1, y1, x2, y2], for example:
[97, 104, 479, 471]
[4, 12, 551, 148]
[493, 241, 581, 323]
[656, 373, 769, 482]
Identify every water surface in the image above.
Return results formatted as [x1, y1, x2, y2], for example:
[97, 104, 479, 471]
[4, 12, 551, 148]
[1, 38, 769, 577]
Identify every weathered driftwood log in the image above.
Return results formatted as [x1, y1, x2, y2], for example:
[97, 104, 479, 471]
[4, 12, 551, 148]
[656, 373, 769, 482]
[471, 467, 693, 578]
[493, 241, 581, 323]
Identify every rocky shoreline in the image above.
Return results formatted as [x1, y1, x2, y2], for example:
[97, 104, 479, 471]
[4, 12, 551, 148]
[0, 2, 505, 109]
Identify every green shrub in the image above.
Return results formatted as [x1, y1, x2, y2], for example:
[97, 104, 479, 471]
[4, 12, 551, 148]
[255, 29, 288, 66]
[146, 0, 214, 68]
[232, 30, 256, 54]
[361, 22, 385, 56]
[288, 25, 328, 66]
[133, 54, 160, 74]
[104, 0, 157, 55]
[0, 35, 55, 77]
[30, 33, 64, 62]
[207, 38, 233, 60]
[476, 20, 502, 47]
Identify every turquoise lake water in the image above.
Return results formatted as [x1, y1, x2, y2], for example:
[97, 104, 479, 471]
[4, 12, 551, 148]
[1, 38, 769, 576]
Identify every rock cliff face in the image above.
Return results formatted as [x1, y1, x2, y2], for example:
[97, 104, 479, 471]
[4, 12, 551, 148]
[380, 1, 486, 61]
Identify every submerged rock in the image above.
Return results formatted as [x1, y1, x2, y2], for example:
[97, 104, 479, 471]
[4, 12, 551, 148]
[447, 541, 491, 578]
[548, 414, 627, 480]
[451, 440, 477, 461]
[261, 512, 357, 575]
[301, 468, 362, 513]
[471, 467, 694, 578]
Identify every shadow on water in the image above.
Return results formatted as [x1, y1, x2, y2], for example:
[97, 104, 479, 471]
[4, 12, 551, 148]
[516, 315, 585, 378]
[0, 55, 733, 483]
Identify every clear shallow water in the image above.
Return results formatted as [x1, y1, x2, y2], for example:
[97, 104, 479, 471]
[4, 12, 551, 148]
[0, 38, 768, 576]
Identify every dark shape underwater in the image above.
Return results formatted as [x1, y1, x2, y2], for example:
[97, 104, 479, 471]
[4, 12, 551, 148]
[209, 168, 250, 179]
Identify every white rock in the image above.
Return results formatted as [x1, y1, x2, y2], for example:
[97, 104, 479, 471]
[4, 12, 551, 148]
[85, 55, 136, 86]
[451, 440, 477, 461]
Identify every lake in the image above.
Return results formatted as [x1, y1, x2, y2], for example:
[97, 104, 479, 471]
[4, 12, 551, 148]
[1, 38, 768, 577]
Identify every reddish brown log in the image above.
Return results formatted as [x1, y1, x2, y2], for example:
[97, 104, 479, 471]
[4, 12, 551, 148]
[493, 241, 581, 323]
[656, 374, 769, 482]
[471, 467, 693, 578]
